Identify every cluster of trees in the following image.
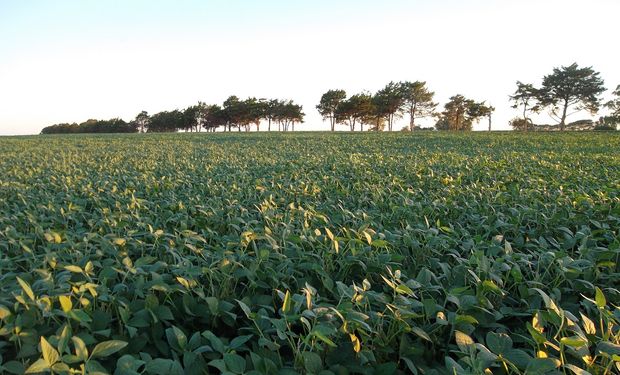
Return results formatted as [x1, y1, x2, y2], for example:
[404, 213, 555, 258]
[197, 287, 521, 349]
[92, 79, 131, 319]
[40, 118, 136, 134]
[40, 63, 619, 135]
[145, 97, 304, 133]
[317, 82, 494, 132]
[42, 97, 304, 134]
[509, 63, 618, 131]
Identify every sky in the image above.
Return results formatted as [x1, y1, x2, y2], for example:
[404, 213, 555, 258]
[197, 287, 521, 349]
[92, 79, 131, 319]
[0, 0, 619, 135]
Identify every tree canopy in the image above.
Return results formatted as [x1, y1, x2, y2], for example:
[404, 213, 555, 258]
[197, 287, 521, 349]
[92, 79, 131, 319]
[317, 90, 347, 131]
[435, 95, 487, 131]
[538, 63, 606, 130]
[399, 81, 437, 131]
[509, 82, 539, 131]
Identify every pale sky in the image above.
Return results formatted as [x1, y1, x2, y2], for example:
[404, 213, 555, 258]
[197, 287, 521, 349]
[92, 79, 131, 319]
[1, 0, 618, 135]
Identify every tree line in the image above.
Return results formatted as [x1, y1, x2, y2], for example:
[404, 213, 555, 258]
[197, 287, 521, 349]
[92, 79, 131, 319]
[316, 82, 494, 132]
[41, 63, 620, 134]
[41, 96, 304, 134]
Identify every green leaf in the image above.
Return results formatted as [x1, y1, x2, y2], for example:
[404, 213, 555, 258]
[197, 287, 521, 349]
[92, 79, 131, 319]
[302, 352, 322, 374]
[580, 313, 596, 335]
[526, 358, 560, 373]
[486, 332, 512, 354]
[594, 287, 606, 308]
[395, 284, 415, 296]
[146, 358, 181, 375]
[482, 280, 503, 295]
[223, 353, 246, 374]
[503, 349, 531, 369]
[57, 324, 71, 355]
[165, 326, 187, 351]
[202, 331, 225, 354]
[236, 299, 252, 318]
[526, 322, 547, 344]
[3, 360, 25, 375]
[68, 309, 92, 323]
[229, 335, 253, 350]
[90, 340, 128, 358]
[16, 276, 35, 301]
[41, 336, 59, 366]
[564, 364, 593, 375]
[560, 336, 587, 348]
[25, 359, 48, 374]
[310, 329, 337, 347]
[597, 341, 620, 356]
[51, 363, 71, 373]
[411, 326, 432, 342]
[116, 354, 146, 374]
[445, 356, 464, 373]
[72, 336, 88, 360]
[531, 288, 561, 314]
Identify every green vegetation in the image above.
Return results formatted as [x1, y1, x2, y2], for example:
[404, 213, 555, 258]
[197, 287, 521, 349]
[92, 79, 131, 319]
[1, 132, 619, 374]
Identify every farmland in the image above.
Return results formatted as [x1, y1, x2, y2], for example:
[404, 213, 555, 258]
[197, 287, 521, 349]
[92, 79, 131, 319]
[0, 132, 619, 374]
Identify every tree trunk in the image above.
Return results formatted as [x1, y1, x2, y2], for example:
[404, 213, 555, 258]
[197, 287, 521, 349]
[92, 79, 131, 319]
[488, 114, 492, 131]
[268, 119, 271, 131]
[409, 103, 416, 131]
[560, 100, 569, 131]
[330, 116, 335, 131]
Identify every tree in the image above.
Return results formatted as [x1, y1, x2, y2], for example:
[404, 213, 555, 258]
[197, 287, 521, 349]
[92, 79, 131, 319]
[335, 93, 373, 131]
[355, 93, 376, 132]
[435, 95, 485, 131]
[605, 85, 620, 121]
[335, 98, 356, 131]
[148, 110, 183, 132]
[317, 90, 347, 131]
[223, 96, 244, 132]
[592, 85, 620, 130]
[509, 117, 534, 131]
[262, 99, 280, 131]
[40, 123, 79, 134]
[509, 82, 539, 131]
[538, 63, 606, 131]
[469, 102, 494, 131]
[373, 82, 404, 131]
[181, 105, 201, 132]
[134, 111, 150, 133]
[242, 97, 263, 131]
[275, 100, 304, 131]
[399, 81, 437, 131]
[41, 118, 136, 134]
[203, 104, 226, 132]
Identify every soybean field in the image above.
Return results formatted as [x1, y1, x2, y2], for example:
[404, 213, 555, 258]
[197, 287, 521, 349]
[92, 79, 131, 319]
[0, 132, 619, 374]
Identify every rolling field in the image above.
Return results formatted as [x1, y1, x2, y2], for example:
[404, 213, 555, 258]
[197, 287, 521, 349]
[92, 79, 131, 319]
[0, 132, 619, 374]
